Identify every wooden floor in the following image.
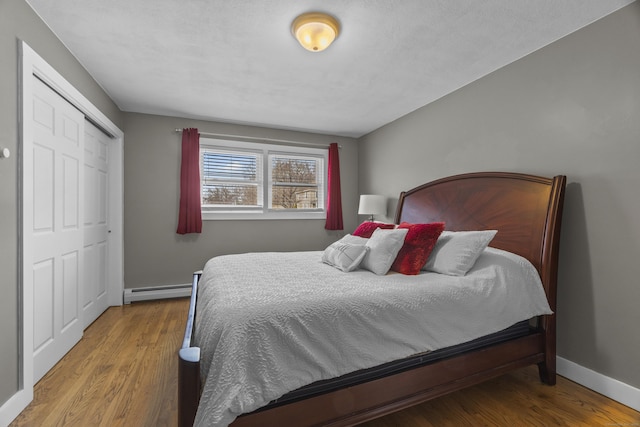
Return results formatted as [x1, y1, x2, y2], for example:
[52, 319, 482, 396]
[11, 299, 640, 427]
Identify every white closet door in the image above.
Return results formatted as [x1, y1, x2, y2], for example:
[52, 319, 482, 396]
[31, 77, 85, 383]
[82, 121, 111, 327]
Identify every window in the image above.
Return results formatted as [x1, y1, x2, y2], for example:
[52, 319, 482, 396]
[201, 148, 262, 210]
[200, 138, 327, 220]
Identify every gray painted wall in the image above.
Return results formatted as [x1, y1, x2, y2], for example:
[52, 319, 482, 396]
[359, 3, 640, 388]
[0, 0, 123, 406]
[122, 112, 358, 288]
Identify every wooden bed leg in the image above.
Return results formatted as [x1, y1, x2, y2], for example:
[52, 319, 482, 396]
[537, 314, 556, 385]
[537, 360, 556, 385]
[179, 347, 201, 427]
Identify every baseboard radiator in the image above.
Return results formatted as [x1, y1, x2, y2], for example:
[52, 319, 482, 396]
[123, 283, 192, 304]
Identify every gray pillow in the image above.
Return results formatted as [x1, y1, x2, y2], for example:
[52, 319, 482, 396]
[360, 228, 408, 275]
[340, 234, 369, 245]
[322, 240, 370, 272]
[423, 230, 497, 276]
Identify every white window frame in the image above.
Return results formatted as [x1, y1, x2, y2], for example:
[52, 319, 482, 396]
[200, 137, 328, 220]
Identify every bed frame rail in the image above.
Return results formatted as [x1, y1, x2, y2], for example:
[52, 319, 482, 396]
[232, 333, 545, 427]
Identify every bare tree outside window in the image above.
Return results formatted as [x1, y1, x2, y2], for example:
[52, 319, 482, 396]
[203, 184, 257, 206]
[271, 156, 319, 209]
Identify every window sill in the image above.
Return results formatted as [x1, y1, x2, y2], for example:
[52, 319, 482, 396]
[202, 210, 326, 221]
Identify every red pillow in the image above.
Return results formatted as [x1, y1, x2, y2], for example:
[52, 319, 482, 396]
[391, 222, 445, 275]
[352, 221, 395, 238]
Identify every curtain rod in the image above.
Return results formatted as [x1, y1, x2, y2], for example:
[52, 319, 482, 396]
[175, 128, 341, 149]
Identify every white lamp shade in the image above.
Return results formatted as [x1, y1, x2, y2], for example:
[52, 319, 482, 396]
[358, 195, 386, 216]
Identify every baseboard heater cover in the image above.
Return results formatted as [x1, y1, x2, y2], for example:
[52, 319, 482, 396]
[123, 283, 192, 304]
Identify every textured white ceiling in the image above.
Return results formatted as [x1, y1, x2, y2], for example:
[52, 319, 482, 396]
[26, 0, 634, 137]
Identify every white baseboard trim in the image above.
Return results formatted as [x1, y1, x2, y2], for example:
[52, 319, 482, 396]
[0, 388, 32, 427]
[123, 283, 192, 304]
[557, 356, 640, 412]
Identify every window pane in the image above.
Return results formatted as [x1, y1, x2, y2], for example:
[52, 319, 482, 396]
[270, 155, 321, 210]
[202, 184, 258, 206]
[271, 156, 317, 185]
[202, 150, 258, 181]
[201, 148, 262, 207]
[272, 186, 318, 209]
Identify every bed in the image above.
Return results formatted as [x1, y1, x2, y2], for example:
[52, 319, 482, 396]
[178, 171, 566, 427]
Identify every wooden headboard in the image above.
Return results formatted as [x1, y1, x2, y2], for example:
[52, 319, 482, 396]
[395, 172, 566, 311]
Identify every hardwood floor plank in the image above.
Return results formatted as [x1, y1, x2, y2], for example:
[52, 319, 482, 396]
[11, 298, 640, 427]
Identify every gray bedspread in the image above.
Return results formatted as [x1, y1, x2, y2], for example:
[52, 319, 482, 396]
[193, 247, 551, 426]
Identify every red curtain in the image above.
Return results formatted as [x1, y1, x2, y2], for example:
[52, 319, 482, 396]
[325, 142, 343, 230]
[176, 128, 202, 234]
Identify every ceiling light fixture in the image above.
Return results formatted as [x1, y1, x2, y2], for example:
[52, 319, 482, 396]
[291, 12, 340, 52]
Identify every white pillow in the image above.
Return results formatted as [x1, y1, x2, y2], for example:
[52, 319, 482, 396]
[360, 228, 409, 275]
[339, 234, 369, 245]
[423, 230, 497, 276]
[322, 240, 370, 272]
